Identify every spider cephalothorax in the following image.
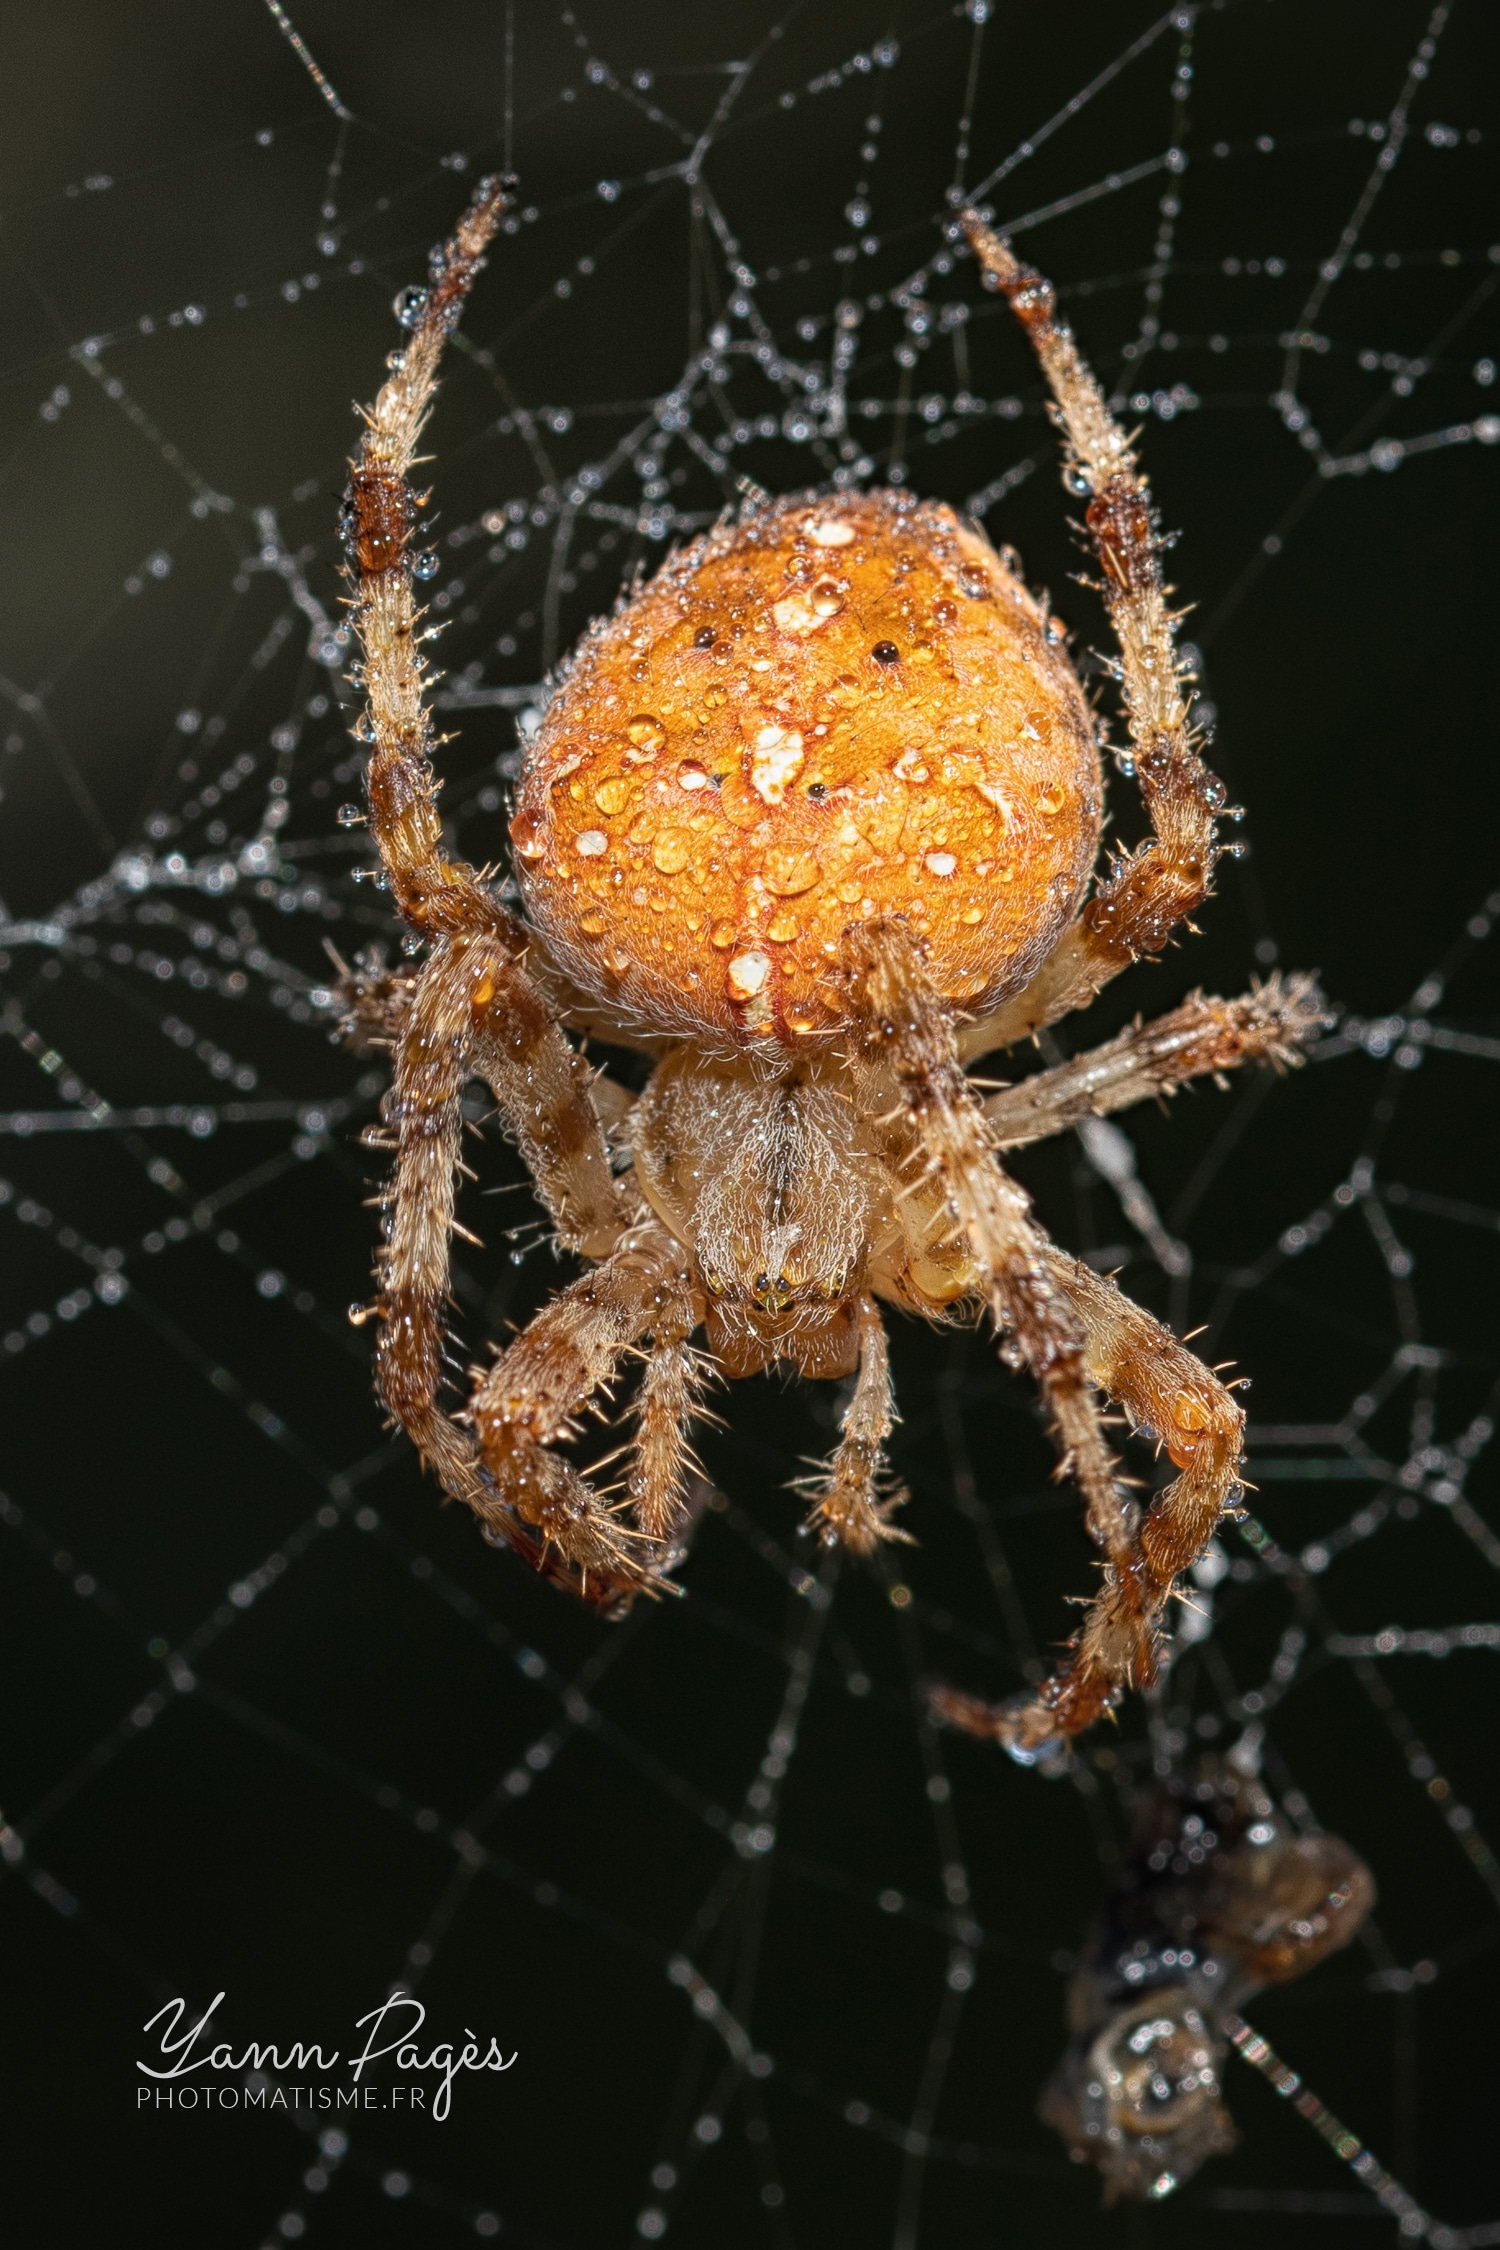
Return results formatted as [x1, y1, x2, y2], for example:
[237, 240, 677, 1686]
[335, 179, 1325, 1761]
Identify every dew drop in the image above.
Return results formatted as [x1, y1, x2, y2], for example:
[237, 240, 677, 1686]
[337, 802, 364, 828]
[412, 550, 439, 581]
[593, 776, 633, 814]
[509, 808, 547, 860]
[578, 909, 606, 936]
[601, 943, 632, 975]
[709, 919, 737, 949]
[933, 598, 958, 626]
[894, 748, 930, 784]
[773, 587, 843, 634]
[961, 905, 984, 924]
[392, 285, 429, 330]
[1037, 785, 1068, 816]
[626, 714, 667, 756]
[652, 830, 691, 875]
[762, 847, 820, 896]
[958, 566, 992, 600]
[767, 911, 800, 943]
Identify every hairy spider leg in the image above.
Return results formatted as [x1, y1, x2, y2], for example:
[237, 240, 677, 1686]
[370, 939, 625, 1585]
[959, 215, 1232, 1054]
[981, 975, 1329, 1149]
[627, 1274, 712, 1542]
[1039, 1254, 1244, 1733]
[466, 1219, 697, 1598]
[343, 175, 639, 1572]
[845, 917, 1148, 1673]
[799, 1295, 911, 1554]
[368, 940, 555, 1583]
[935, 1258, 1245, 1757]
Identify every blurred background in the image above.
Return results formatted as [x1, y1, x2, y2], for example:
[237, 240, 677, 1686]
[2, 1, 1498, 2242]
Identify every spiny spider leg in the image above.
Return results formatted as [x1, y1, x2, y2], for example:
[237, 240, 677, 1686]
[627, 1274, 711, 1542]
[467, 1220, 697, 1597]
[470, 974, 633, 1260]
[325, 944, 418, 1053]
[800, 1295, 911, 1554]
[371, 939, 627, 1592]
[369, 941, 556, 1581]
[846, 919, 1145, 1652]
[980, 974, 1328, 1149]
[940, 1252, 1245, 1757]
[327, 941, 639, 1166]
[343, 175, 636, 1576]
[961, 214, 1232, 1050]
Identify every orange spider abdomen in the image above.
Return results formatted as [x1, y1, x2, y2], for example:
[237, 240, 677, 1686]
[512, 489, 1102, 1047]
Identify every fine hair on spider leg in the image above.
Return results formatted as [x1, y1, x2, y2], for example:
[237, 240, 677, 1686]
[957, 211, 1237, 1055]
[333, 181, 1321, 1743]
[338, 176, 665, 1607]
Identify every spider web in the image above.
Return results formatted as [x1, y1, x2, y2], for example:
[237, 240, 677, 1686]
[2, 1, 1498, 2241]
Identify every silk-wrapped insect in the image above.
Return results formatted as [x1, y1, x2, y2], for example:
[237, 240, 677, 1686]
[1037, 1758, 1373, 2202]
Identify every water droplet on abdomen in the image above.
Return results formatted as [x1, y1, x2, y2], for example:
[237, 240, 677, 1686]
[509, 808, 548, 860]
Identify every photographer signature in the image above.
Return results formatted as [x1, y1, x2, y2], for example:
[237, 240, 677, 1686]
[139, 1990, 517, 2120]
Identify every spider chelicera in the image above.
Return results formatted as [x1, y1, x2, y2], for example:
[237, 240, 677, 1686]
[333, 178, 1322, 1762]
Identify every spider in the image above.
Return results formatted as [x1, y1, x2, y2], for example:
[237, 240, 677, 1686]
[333, 177, 1324, 1762]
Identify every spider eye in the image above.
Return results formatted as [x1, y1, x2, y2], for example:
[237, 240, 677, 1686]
[694, 627, 717, 649]
[871, 641, 900, 665]
[807, 782, 828, 800]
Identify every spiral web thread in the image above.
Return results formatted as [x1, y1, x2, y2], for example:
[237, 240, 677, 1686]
[1, 3, 1497, 2241]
